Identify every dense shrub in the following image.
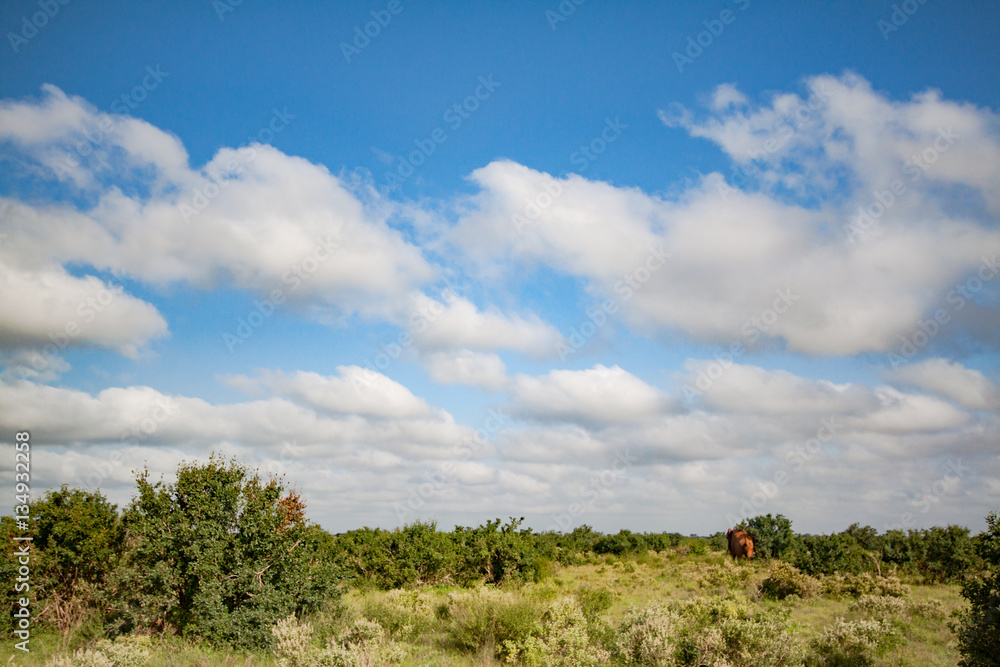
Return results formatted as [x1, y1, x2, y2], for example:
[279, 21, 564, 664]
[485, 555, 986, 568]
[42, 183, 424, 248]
[271, 614, 404, 666]
[744, 514, 798, 561]
[849, 594, 945, 624]
[2, 487, 124, 633]
[613, 604, 678, 666]
[761, 561, 821, 600]
[575, 586, 615, 622]
[102, 455, 340, 649]
[502, 597, 610, 666]
[44, 636, 152, 667]
[443, 586, 541, 659]
[594, 529, 647, 556]
[955, 510, 1000, 666]
[452, 517, 544, 585]
[819, 572, 909, 598]
[330, 521, 458, 588]
[361, 588, 435, 638]
[698, 560, 756, 592]
[792, 533, 874, 575]
[614, 595, 800, 666]
[805, 619, 896, 667]
[670, 595, 800, 666]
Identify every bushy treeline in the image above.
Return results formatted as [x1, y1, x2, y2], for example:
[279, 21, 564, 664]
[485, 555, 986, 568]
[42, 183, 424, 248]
[327, 521, 691, 589]
[3, 456, 998, 661]
[723, 513, 981, 582]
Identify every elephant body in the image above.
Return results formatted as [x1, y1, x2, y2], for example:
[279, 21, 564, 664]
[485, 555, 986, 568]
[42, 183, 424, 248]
[727, 528, 754, 561]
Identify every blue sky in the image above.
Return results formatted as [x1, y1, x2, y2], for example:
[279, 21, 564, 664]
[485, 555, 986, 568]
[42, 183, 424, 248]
[1, 0, 998, 534]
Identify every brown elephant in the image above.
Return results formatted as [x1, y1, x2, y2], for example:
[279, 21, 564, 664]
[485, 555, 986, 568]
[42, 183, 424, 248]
[727, 528, 754, 561]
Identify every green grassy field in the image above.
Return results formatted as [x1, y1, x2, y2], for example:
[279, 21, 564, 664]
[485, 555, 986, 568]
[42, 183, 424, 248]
[3, 547, 966, 666]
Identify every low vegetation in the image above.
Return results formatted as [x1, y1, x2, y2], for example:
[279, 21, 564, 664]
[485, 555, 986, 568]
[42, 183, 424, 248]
[2, 457, 996, 665]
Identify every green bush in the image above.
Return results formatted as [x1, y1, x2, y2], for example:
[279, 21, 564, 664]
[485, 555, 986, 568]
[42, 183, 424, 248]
[443, 586, 541, 659]
[593, 529, 647, 557]
[361, 589, 435, 638]
[272, 614, 405, 667]
[329, 521, 458, 588]
[612, 604, 678, 666]
[698, 560, 756, 592]
[103, 455, 339, 649]
[805, 619, 896, 667]
[955, 510, 1000, 666]
[2, 487, 123, 634]
[453, 517, 542, 585]
[575, 586, 614, 622]
[744, 514, 798, 561]
[670, 595, 800, 666]
[819, 572, 909, 598]
[613, 595, 800, 666]
[502, 597, 609, 666]
[849, 593, 945, 624]
[44, 636, 152, 667]
[761, 561, 821, 600]
[792, 532, 874, 575]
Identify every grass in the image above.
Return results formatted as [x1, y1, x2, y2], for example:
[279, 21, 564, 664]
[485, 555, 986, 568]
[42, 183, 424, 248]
[2, 547, 966, 666]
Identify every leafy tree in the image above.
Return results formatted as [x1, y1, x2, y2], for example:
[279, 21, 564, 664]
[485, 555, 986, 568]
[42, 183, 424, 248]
[330, 521, 458, 588]
[791, 533, 872, 575]
[916, 525, 979, 583]
[103, 455, 338, 649]
[1, 487, 123, 632]
[453, 517, 540, 584]
[594, 530, 647, 556]
[744, 514, 798, 560]
[955, 511, 1000, 665]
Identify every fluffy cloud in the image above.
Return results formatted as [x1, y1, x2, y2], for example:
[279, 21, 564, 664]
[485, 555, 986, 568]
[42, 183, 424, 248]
[510, 364, 674, 425]
[886, 358, 1000, 411]
[406, 293, 563, 357]
[0, 86, 437, 358]
[221, 366, 436, 419]
[448, 73, 1000, 356]
[421, 350, 508, 391]
[0, 262, 168, 357]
